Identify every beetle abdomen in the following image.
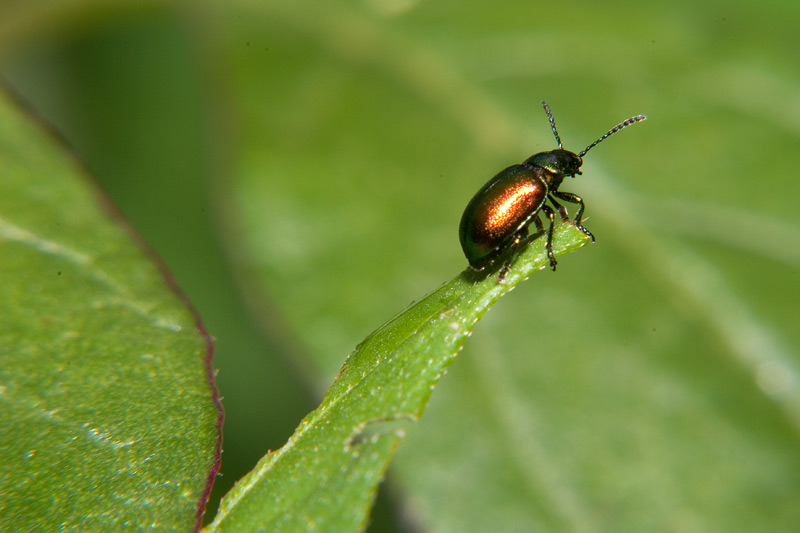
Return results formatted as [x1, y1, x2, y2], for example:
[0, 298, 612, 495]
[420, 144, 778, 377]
[459, 164, 548, 269]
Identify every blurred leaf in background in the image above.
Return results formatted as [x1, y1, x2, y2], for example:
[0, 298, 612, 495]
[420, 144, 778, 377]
[1, 0, 799, 531]
[0, 76, 220, 528]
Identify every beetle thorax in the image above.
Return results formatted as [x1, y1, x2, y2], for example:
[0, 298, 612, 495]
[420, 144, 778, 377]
[524, 149, 583, 184]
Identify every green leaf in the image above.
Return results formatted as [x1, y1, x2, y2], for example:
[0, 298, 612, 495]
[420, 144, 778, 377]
[0, 89, 221, 530]
[206, 224, 589, 531]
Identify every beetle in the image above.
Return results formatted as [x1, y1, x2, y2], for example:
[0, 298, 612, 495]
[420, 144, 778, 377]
[459, 101, 646, 280]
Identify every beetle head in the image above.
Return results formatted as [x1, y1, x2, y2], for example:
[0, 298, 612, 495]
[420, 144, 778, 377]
[525, 149, 583, 178]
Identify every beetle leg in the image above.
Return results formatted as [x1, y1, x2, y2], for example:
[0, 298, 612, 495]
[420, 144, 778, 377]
[496, 263, 510, 282]
[540, 204, 557, 270]
[548, 195, 570, 222]
[533, 213, 545, 234]
[551, 191, 595, 242]
[496, 226, 529, 282]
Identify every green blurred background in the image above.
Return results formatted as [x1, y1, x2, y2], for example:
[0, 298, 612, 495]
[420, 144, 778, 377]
[2, 1, 799, 530]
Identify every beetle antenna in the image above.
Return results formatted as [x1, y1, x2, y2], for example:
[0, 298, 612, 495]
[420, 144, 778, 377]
[541, 101, 562, 148]
[579, 113, 647, 158]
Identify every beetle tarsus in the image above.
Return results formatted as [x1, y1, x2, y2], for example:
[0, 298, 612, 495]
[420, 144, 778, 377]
[497, 262, 511, 282]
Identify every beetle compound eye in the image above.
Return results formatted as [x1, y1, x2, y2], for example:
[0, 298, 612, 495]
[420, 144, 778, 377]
[459, 101, 646, 281]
